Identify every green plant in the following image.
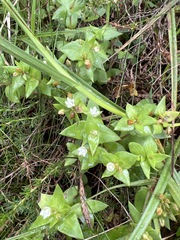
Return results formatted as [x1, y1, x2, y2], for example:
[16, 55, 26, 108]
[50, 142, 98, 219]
[28, 185, 107, 239]
[53, 0, 85, 29]
[57, 25, 121, 84]
[0, 0, 180, 239]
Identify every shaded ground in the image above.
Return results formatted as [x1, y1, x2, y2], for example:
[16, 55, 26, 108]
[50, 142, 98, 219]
[0, 1, 179, 239]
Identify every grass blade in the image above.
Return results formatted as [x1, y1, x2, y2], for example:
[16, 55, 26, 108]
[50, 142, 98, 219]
[129, 136, 180, 240]
[168, 8, 178, 110]
[1, 0, 125, 116]
[105, 0, 179, 62]
[129, 6, 179, 239]
[0, 36, 125, 116]
[167, 176, 180, 208]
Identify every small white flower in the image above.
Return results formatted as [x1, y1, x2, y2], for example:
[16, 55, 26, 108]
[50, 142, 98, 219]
[91, 130, 98, 136]
[78, 146, 87, 157]
[106, 162, 115, 172]
[65, 97, 75, 108]
[90, 106, 100, 117]
[94, 46, 100, 52]
[40, 207, 51, 219]
[113, 0, 118, 3]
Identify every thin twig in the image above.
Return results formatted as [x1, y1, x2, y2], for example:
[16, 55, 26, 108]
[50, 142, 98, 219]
[104, 0, 179, 63]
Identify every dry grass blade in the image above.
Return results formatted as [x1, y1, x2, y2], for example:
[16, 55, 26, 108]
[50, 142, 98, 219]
[167, 8, 178, 174]
[104, 0, 179, 63]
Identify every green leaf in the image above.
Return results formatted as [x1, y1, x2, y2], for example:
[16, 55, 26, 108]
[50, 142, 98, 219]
[39, 185, 70, 214]
[74, 91, 88, 104]
[143, 137, 157, 154]
[138, 103, 156, 117]
[176, 226, 180, 237]
[148, 153, 169, 169]
[164, 217, 171, 230]
[52, 6, 66, 20]
[60, 0, 72, 9]
[150, 153, 169, 162]
[64, 186, 78, 206]
[134, 187, 149, 213]
[146, 226, 161, 240]
[54, 96, 66, 106]
[85, 116, 120, 143]
[86, 199, 108, 213]
[118, 50, 134, 59]
[51, 185, 69, 211]
[140, 161, 151, 179]
[79, 65, 94, 82]
[104, 142, 125, 153]
[50, 213, 61, 228]
[154, 96, 166, 116]
[103, 27, 122, 41]
[16, 60, 30, 72]
[29, 215, 51, 229]
[128, 202, 141, 223]
[102, 168, 116, 178]
[101, 151, 118, 165]
[71, 0, 85, 12]
[67, 142, 78, 152]
[126, 103, 139, 119]
[107, 68, 121, 78]
[163, 111, 179, 122]
[61, 121, 85, 139]
[64, 143, 78, 166]
[70, 203, 82, 218]
[81, 36, 95, 53]
[29, 66, 41, 80]
[115, 117, 134, 131]
[153, 124, 163, 135]
[115, 151, 138, 169]
[57, 213, 84, 239]
[105, 224, 133, 239]
[135, 125, 152, 136]
[3, 65, 18, 74]
[114, 169, 130, 185]
[38, 78, 51, 96]
[88, 131, 99, 155]
[61, 40, 83, 61]
[5, 85, 20, 102]
[94, 69, 108, 84]
[64, 155, 77, 166]
[81, 156, 99, 171]
[66, 13, 78, 29]
[129, 142, 146, 157]
[98, 124, 120, 143]
[11, 76, 25, 93]
[168, 177, 180, 209]
[25, 79, 39, 98]
[90, 51, 107, 70]
[38, 194, 52, 209]
[84, 116, 98, 135]
[138, 116, 157, 126]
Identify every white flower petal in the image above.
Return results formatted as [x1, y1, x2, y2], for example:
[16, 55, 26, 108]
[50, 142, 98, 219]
[90, 106, 100, 117]
[78, 146, 87, 157]
[106, 162, 115, 172]
[94, 46, 100, 52]
[40, 207, 51, 219]
[65, 97, 75, 108]
[91, 130, 98, 136]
